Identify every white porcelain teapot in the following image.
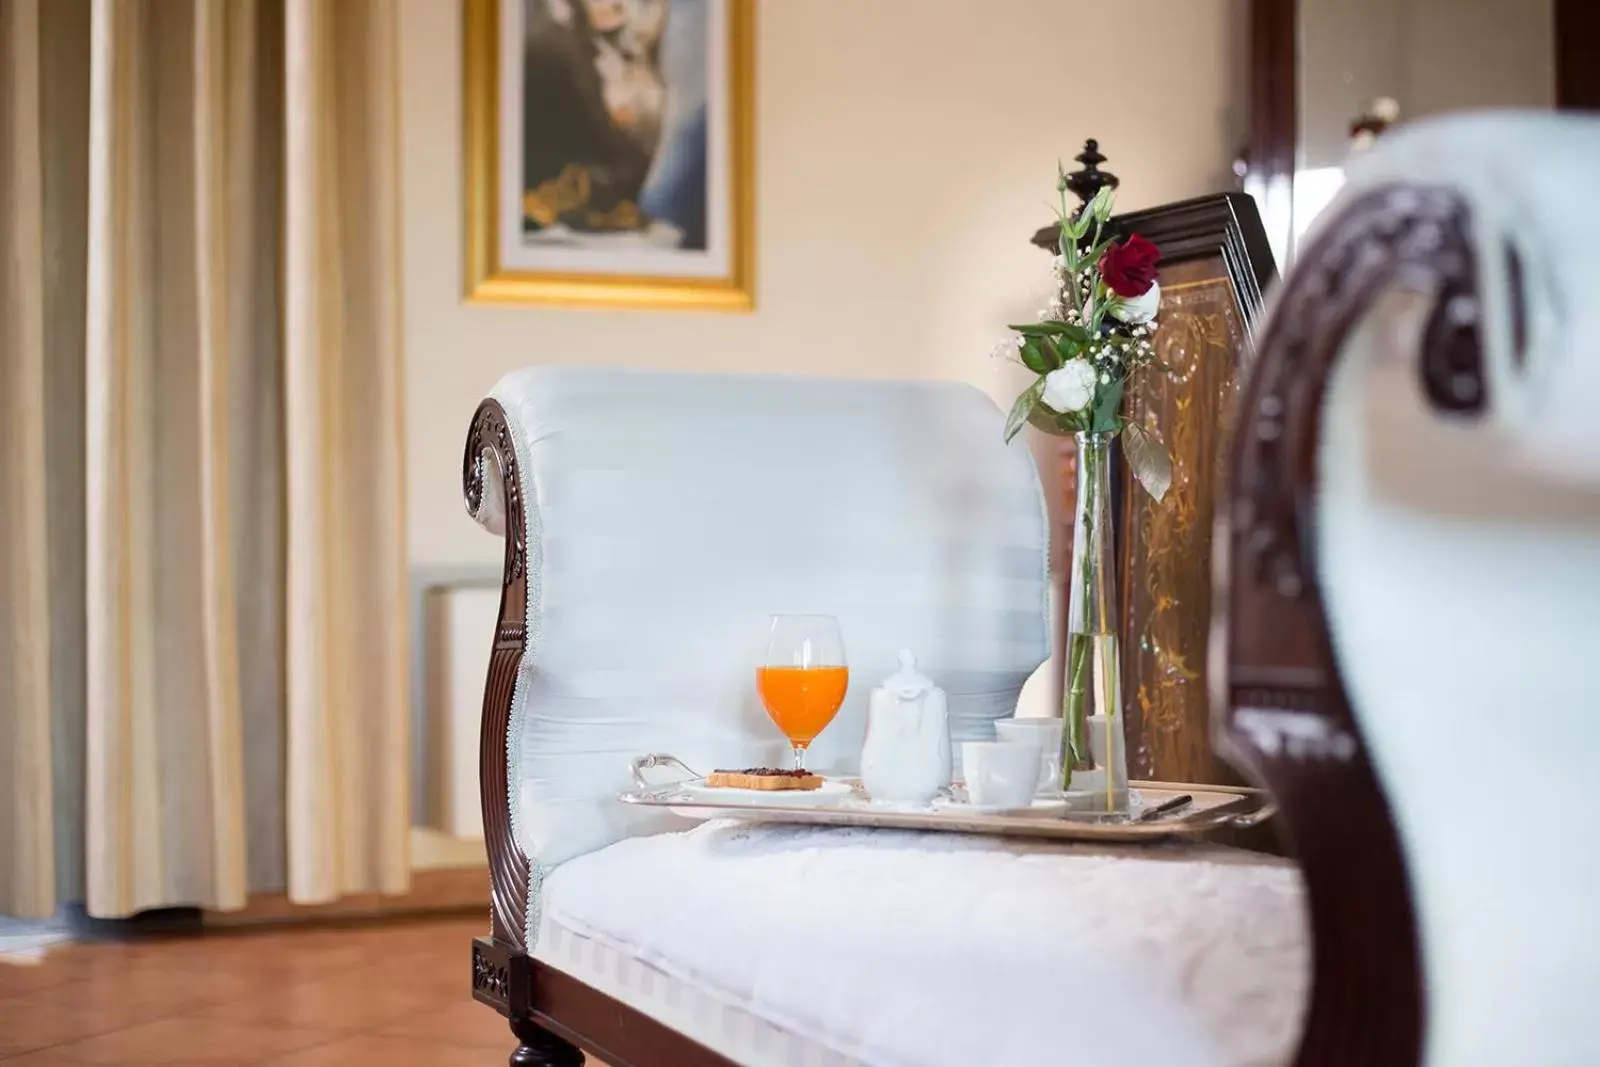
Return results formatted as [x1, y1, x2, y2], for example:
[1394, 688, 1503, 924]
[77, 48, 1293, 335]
[859, 650, 950, 805]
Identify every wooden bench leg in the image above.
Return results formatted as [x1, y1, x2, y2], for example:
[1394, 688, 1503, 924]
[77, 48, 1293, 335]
[509, 1016, 584, 1067]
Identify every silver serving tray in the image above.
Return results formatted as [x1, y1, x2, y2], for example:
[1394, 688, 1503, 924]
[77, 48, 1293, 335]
[620, 754, 1274, 843]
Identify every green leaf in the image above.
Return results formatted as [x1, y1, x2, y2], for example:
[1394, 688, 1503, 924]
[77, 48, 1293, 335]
[1089, 307, 1108, 337]
[1004, 378, 1046, 444]
[1090, 375, 1125, 433]
[1067, 209, 1093, 241]
[1123, 420, 1173, 503]
[1085, 236, 1115, 263]
[1086, 183, 1116, 223]
[1008, 321, 1078, 337]
[1034, 337, 1057, 371]
[1055, 323, 1091, 345]
[1020, 338, 1049, 374]
[1027, 404, 1078, 436]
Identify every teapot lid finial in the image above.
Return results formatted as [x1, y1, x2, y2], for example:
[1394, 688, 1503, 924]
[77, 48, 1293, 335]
[883, 649, 936, 699]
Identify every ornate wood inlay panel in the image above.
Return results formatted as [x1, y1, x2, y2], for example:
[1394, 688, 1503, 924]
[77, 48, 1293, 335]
[1120, 258, 1248, 784]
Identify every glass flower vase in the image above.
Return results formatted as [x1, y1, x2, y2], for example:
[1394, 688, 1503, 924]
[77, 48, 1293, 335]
[1061, 430, 1129, 812]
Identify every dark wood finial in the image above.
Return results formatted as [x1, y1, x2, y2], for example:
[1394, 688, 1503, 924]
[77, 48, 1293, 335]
[1033, 139, 1123, 249]
[1064, 138, 1120, 206]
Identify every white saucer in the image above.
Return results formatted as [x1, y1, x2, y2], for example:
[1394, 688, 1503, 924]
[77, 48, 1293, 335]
[931, 796, 1069, 817]
[677, 778, 853, 807]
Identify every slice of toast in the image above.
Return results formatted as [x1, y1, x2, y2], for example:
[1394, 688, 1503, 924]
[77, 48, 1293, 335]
[705, 768, 824, 791]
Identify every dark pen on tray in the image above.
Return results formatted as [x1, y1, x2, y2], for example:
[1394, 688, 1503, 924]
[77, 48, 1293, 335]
[1138, 793, 1194, 822]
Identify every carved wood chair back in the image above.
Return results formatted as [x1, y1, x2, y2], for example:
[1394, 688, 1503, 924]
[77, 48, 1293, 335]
[1218, 113, 1600, 1067]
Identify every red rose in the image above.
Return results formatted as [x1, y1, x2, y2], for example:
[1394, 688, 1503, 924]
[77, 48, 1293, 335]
[1098, 235, 1161, 298]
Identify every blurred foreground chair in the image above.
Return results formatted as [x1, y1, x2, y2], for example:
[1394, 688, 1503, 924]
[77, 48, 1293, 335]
[1219, 111, 1600, 1067]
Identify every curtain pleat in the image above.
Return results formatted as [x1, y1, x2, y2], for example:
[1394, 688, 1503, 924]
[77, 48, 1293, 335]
[283, 0, 409, 903]
[227, 0, 291, 897]
[191, 0, 251, 912]
[84, 0, 246, 916]
[0, 0, 408, 920]
[0, 0, 58, 920]
[39, 0, 93, 910]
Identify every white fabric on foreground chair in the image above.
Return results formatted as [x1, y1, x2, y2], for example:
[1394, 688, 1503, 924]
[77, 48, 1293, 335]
[1311, 112, 1600, 1067]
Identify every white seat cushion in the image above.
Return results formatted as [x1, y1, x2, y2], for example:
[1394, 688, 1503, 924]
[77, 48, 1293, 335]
[534, 821, 1308, 1067]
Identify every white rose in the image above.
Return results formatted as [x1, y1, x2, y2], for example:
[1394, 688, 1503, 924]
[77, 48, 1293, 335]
[1041, 359, 1098, 414]
[1108, 281, 1160, 325]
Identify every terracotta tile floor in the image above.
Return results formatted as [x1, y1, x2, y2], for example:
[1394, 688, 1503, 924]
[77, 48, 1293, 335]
[0, 915, 598, 1066]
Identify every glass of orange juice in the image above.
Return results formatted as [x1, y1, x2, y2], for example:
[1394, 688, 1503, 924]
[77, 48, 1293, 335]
[757, 615, 848, 771]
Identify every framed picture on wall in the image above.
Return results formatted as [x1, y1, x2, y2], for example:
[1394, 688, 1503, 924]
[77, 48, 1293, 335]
[463, 0, 755, 310]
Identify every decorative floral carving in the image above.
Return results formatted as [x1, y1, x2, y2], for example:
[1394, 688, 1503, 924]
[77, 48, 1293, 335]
[472, 945, 510, 1002]
[1123, 275, 1245, 781]
[465, 453, 486, 516]
[463, 406, 528, 586]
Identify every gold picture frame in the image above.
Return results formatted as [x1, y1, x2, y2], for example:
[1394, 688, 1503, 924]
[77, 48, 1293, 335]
[463, 0, 756, 310]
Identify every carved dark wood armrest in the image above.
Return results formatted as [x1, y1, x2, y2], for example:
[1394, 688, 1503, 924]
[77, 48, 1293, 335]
[463, 399, 533, 951]
[465, 401, 734, 1067]
[1219, 183, 1490, 1067]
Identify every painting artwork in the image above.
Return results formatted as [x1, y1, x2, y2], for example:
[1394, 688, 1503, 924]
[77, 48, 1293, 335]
[465, 0, 754, 309]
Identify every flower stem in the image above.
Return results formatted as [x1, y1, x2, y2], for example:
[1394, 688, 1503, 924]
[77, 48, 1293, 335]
[1059, 186, 1082, 319]
[1085, 215, 1104, 332]
[1063, 438, 1100, 780]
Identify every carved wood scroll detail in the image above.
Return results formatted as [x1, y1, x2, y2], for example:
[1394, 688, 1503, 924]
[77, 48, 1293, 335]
[465, 407, 529, 586]
[463, 400, 533, 950]
[1239, 183, 1484, 603]
[1223, 182, 1488, 1067]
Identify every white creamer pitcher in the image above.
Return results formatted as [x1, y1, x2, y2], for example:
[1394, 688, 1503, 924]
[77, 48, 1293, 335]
[859, 650, 950, 804]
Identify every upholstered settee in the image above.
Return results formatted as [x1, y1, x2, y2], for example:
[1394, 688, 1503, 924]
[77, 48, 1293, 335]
[463, 113, 1600, 1067]
[462, 368, 1306, 1067]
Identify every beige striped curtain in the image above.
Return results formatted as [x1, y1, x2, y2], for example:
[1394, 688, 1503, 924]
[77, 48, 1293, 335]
[0, 0, 407, 920]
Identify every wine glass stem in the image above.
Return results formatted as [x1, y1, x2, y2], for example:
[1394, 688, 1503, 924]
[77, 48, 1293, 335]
[791, 744, 807, 772]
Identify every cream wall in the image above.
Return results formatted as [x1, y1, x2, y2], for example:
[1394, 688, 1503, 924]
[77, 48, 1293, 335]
[401, 0, 1247, 567]
[1300, 0, 1554, 170]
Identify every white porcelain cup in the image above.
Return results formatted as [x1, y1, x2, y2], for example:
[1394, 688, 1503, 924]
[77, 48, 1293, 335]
[960, 740, 1040, 809]
[994, 718, 1064, 795]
